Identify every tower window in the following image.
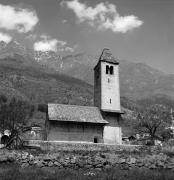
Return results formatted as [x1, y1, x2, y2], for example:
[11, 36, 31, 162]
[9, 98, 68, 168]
[108, 78, 110, 83]
[110, 99, 112, 104]
[106, 65, 114, 75]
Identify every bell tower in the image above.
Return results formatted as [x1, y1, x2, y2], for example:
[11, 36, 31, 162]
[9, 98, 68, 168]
[94, 48, 121, 112]
[94, 48, 122, 144]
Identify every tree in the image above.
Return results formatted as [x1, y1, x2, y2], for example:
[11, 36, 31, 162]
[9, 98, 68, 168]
[0, 97, 35, 148]
[10, 98, 34, 128]
[161, 128, 173, 141]
[38, 103, 48, 113]
[136, 104, 171, 140]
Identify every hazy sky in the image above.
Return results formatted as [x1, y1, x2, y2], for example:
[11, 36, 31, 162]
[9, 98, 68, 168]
[0, 0, 173, 74]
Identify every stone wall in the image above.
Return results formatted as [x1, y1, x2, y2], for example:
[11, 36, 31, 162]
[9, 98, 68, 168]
[1, 149, 174, 171]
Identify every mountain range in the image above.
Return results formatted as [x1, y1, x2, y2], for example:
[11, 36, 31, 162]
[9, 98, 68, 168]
[0, 40, 174, 106]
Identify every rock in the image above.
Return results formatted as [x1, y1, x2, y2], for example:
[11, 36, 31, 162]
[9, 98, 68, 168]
[33, 160, 40, 164]
[29, 160, 34, 165]
[29, 154, 34, 160]
[0, 156, 8, 162]
[95, 168, 102, 171]
[85, 164, 93, 169]
[70, 159, 76, 164]
[42, 161, 48, 166]
[129, 158, 136, 164]
[21, 163, 29, 168]
[156, 161, 164, 167]
[166, 164, 174, 169]
[119, 158, 126, 164]
[100, 153, 106, 159]
[95, 163, 103, 168]
[149, 164, 157, 169]
[137, 163, 144, 167]
[43, 156, 51, 161]
[36, 161, 44, 168]
[48, 161, 54, 167]
[7, 155, 15, 162]
[105, 165, 110, 169]
[21, 159, 28, 163]
[22, 152, 28, 160]
[54, 161, 62, 167]
[78, 161, 85, 168]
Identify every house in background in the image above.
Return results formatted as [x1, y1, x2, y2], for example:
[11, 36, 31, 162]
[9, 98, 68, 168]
[45, 48, 123, 144]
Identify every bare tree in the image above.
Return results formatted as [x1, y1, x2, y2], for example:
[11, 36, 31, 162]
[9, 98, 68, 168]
[136, 104, 171, 140]
[0, 97, 35, 148]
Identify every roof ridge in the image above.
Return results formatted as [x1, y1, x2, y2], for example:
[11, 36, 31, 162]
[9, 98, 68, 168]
[48, 103, 99, 109]
[99, 48, 119, 64]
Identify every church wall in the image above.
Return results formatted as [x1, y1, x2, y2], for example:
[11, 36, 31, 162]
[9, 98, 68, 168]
[47, 121, 104, 143]
[101, 111, 122, 144]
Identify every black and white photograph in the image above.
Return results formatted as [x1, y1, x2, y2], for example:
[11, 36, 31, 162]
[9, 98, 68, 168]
[0, 0, 173, 179]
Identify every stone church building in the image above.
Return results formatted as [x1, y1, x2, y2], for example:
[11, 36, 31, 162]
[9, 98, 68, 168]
[45, 48, 123, 144]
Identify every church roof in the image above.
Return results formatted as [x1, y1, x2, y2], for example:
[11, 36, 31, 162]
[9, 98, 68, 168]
[48, 104, 108, 124]
[99, 48, 119, 65]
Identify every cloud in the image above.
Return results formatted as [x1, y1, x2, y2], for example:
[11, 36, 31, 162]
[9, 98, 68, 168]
[61, 0, 143, 33]
[0, 4, 39, 33]
[33, 34, 74, 52]
[34, 39, 58, 52]
[64, 47, 74, 52]
[0, 32, 12, 43]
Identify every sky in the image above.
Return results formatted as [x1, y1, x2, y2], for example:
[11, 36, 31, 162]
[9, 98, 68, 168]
[0, 0, 173, 74]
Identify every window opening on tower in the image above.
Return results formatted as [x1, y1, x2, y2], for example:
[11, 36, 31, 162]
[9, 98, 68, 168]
[106, 65, 114, 75]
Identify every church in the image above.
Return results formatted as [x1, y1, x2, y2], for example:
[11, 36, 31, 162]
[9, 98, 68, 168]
[45, 48, 123, 144]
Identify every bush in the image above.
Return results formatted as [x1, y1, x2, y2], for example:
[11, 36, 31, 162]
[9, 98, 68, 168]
[162, 143, 174, 157]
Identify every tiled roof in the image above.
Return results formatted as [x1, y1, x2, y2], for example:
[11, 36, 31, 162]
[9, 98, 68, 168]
[99, 48, 119, 64]
[48, 104, 108, 124]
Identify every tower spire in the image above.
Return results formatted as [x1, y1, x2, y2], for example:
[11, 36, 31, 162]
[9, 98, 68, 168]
[99, 48, 119, 64]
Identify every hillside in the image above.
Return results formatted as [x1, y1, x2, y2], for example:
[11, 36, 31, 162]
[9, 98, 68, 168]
[1, 40, 174, 101]
[0, 42, 93, 106]
[34, 51, 174, 100]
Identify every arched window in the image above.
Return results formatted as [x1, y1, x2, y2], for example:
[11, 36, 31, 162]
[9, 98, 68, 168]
[106, 65, 114, 75]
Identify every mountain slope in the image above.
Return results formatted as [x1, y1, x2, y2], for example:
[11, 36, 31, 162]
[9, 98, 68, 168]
[44, 53, 174, 100]
[1, 40, 174, 101]
[0, 42, 93, 105]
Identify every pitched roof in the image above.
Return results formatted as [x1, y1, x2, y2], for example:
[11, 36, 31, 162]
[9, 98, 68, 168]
[48, 104, 108, 124]
[99, 48, 119, 64]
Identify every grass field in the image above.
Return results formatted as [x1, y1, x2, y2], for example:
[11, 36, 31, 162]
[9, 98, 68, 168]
[0, 163, 173, 180]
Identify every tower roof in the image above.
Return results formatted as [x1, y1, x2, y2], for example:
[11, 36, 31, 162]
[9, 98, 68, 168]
[99, 48, 119, 65]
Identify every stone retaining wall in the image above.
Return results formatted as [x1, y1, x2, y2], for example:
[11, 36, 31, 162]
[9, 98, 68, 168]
[0, 149, 174, 171]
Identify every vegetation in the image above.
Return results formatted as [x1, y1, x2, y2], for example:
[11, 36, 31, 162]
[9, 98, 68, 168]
[0, 164, 173, 180]
[136, 104, 171, 140]
[0, 95, 35, 148]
